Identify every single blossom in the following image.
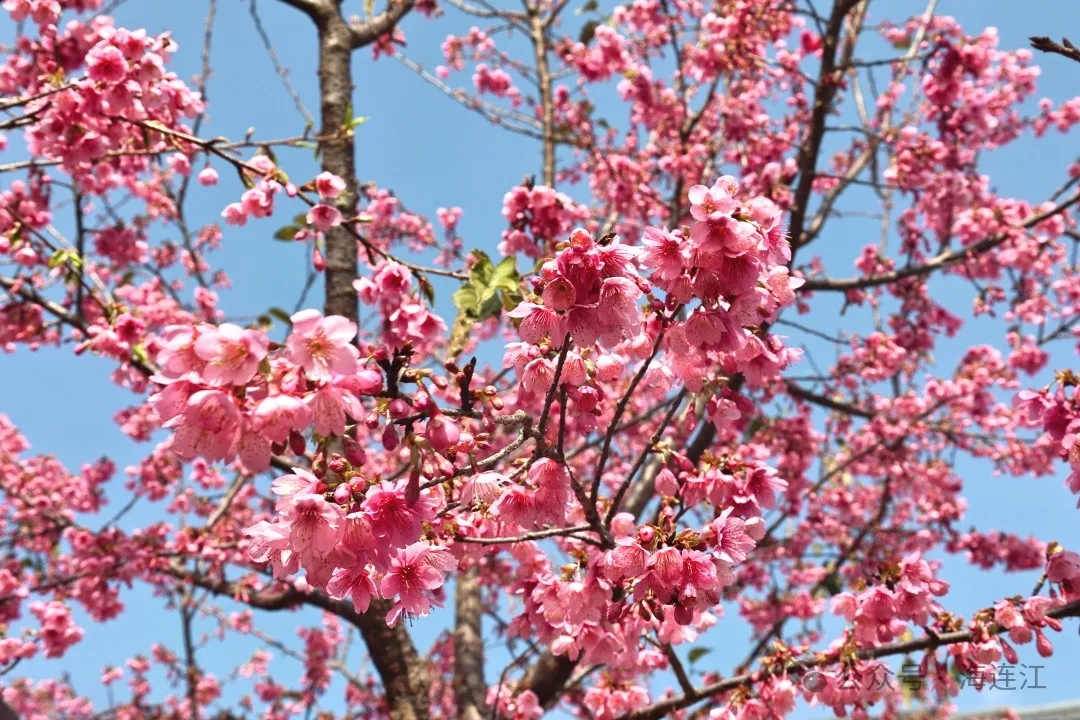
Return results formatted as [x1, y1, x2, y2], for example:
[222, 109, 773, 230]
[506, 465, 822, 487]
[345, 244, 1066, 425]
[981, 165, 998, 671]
[286, 309, 360, 382]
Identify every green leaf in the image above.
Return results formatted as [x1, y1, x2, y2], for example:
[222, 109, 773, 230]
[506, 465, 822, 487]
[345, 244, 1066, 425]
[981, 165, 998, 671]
[267, 307, 293, 326]
[273, 225, 301, 241]
[48, 249, 74, 269]
[579, 19, 599, 45]
[575, 0, 597, 13]
[453, 285, 479, 313]
[819, 573, 844, 597]
[236, 164, 255, 190]
[501, 288, 522, 311]
[418, 274, 436, 306]
[447, 249, 521, 357]
[476, 291, 503, 320]
[470, 250, 495, 280]
[489, 256, 520, 292]
[687, 647, 712, 665]
[130, 343, 151, 368]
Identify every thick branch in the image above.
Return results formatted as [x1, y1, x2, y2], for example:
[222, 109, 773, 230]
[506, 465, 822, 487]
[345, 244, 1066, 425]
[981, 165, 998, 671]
[315, 13, 362, 322]
[528, 12, 556, 186]
[275, 0, 325, 16]
[453, 567, 486, 720]
[787, 0, 861, 249]
[310, 5, 428, 718]
[349, 0, 416, 48]
[170, 565, 430, 720]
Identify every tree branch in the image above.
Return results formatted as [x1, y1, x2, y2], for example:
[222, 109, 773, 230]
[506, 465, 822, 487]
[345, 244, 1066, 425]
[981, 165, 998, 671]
[453, 567, 486, 720]
[169, 564, 431, 720]
[1031, 36, 1080, 65]
[624, 599, 1080, 720]
[349, 0, 416, 49]
[803, 192, 1080, 292]
[786, 382, 873, 419]
[787, 0, 862, 250]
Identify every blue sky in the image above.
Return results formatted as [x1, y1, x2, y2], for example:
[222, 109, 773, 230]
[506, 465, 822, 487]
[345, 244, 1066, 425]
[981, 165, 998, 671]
[3, 0, 1080, 717]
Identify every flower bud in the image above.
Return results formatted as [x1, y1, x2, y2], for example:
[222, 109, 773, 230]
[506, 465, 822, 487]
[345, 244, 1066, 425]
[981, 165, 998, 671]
[426, 416, 460, 452]
[1036, 629, 1054, 658]
[344, 437, 366, 466]
[327, 454, 348, 474]
[389, 399, 411, 419]
[382, 425, 400, 451]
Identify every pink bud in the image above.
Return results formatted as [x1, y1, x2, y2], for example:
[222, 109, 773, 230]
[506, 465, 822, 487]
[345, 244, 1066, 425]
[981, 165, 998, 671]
[655, 468, 679, 497]
[406, 468, 421, 507]
[344, 437, 366, 466]
[610, 512, 636, 538]
[389, 399, 411, 419]
[1001, 638, 1019, 664]
[289, 431, 306, 456]
[197, 166, 219, 186]
[426, 415, 460, 452]
[1036, 629, 1054, 658]
[382, 425, 399, 451]
[673, 601, 694, 626]
[575, 386, 600, 412]
[333, 485, 351, 503]
[327, 454, 348, 474]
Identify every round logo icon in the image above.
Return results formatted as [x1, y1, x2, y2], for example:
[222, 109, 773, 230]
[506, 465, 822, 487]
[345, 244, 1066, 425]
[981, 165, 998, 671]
[802, 670, 827, 694]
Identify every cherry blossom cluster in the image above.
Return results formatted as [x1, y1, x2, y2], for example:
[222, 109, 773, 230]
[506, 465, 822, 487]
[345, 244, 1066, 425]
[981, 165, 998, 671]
[150, 308, 379, 471]
[5, 0, 1080, 717]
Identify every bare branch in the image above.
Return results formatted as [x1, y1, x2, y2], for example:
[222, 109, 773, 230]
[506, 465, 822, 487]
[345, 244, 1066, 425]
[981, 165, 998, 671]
[1031, 35, 1080, 65]
[786, 382, 873, 419]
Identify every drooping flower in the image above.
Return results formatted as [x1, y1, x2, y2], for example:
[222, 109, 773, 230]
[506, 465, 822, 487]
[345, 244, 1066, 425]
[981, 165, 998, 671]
[282, 492, 344, 555]
[381, 542, 457, 626]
